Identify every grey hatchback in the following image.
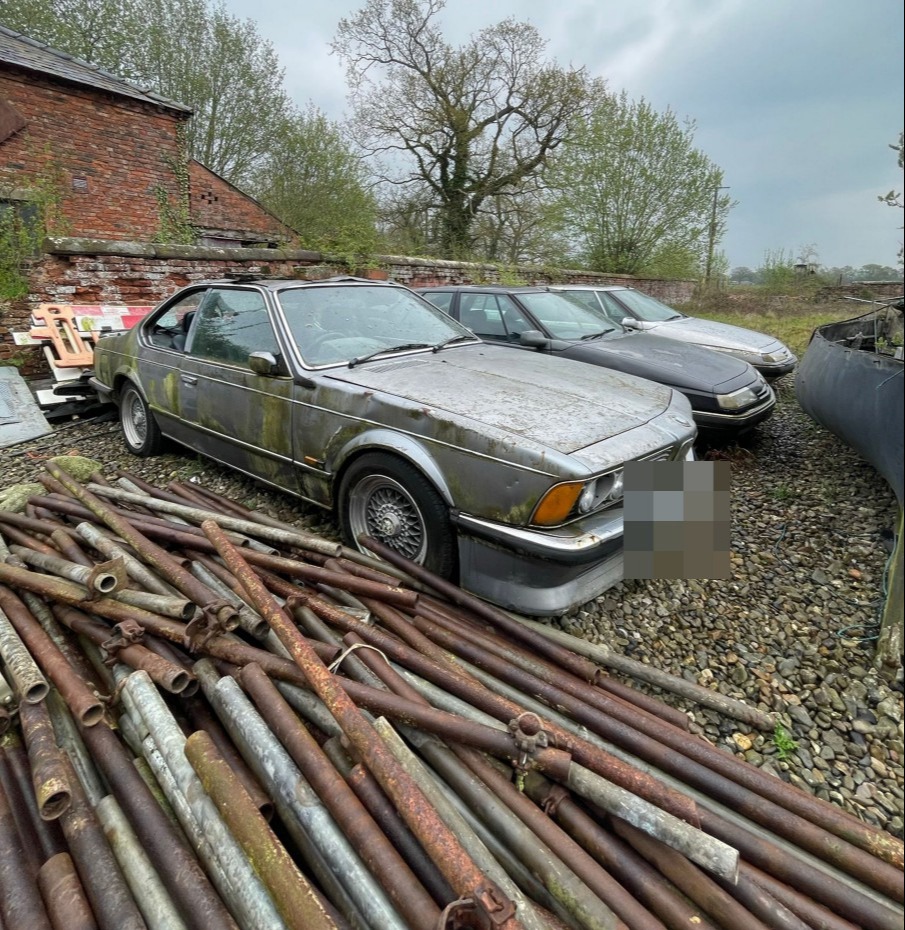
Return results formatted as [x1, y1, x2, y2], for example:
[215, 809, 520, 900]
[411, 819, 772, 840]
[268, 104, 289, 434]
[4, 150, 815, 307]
[90, 276, 696, 615]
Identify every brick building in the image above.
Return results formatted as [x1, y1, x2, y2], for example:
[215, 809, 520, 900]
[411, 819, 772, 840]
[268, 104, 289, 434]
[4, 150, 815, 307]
[0, 24, 293, 246]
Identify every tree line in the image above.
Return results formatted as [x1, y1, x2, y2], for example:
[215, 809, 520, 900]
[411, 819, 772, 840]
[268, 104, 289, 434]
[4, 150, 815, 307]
[1, 0, 897, 279]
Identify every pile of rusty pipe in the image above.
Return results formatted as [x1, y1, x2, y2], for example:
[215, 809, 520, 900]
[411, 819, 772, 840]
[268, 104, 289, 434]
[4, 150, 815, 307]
[119, 669, 289, 930]
[194, 659, 406, 929]
[401, 609, 905, 930]
[0, 470, 900, 930]
[367, 534, 904, 877]
[43, 464, 238, 632]
[415, 618, 903, 901]
[301, 590, 701, 825]
[397, 587, 902, 898]
[237, 661, 442, 930]
[202, 519, 527, 929]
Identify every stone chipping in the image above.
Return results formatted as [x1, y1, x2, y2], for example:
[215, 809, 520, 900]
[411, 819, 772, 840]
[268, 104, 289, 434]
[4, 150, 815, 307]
[2, 373, 902, 840]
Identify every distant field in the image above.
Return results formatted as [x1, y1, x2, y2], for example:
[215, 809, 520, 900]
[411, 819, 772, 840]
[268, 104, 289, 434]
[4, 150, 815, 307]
[682, 291, 889, 356]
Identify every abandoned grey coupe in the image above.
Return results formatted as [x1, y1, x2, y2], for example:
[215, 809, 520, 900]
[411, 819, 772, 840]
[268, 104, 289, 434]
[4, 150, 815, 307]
[90, 276, 697, 615]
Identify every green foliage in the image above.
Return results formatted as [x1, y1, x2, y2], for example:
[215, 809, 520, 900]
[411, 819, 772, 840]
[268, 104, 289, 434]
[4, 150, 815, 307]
[772, 723, 798, 760]
[546, 91, 731, 277]
[153, 135, 196, 244]
[332, 0, 598, 259]
[248, 107, 378, 258]
[0, 154, 67, 298]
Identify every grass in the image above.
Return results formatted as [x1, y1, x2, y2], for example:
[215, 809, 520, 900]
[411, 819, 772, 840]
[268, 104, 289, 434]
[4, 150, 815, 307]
[682, 287, 881, 356]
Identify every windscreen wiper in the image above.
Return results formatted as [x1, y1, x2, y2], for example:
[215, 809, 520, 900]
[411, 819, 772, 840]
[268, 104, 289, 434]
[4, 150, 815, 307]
[348, 343, 431, 368]
[432, 334, 476, 352]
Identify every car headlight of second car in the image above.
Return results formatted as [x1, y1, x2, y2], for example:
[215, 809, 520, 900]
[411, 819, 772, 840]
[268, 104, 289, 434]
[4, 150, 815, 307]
[716, 386, 759, 410]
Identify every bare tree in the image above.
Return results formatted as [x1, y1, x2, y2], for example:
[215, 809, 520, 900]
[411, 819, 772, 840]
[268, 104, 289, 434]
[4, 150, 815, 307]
[332, 0, 599, 259]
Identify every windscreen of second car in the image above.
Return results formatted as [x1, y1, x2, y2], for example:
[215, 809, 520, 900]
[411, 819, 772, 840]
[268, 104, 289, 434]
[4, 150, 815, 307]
[520, 292, 618, 340]
[600, 289, 685, 322]
[277, 285, 473, 366]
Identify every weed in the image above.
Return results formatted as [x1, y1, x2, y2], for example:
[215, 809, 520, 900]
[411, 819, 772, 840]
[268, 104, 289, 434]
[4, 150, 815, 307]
[772, 724, 798, 760]
[770, 485, 798, 501]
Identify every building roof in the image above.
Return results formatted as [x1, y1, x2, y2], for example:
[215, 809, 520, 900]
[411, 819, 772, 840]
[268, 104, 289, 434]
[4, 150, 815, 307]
[0, 24, 192, 114]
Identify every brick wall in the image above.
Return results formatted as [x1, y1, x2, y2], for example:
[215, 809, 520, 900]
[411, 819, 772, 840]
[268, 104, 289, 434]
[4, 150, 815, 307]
[0, 238, 696, 375]
[0, 70, 187, 241]
[188, 161, 293, 243]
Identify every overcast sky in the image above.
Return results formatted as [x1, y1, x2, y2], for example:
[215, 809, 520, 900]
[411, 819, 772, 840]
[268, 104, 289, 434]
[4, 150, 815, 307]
[222, 0, 904, 272]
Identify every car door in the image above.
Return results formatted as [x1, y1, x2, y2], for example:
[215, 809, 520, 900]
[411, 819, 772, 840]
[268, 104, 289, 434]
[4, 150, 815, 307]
[177, 287, 297, 490]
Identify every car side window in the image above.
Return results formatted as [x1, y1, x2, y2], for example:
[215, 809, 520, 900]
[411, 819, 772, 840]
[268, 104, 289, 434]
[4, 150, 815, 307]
[596, 292, 630, 324]
[186, 288, 279, 367]
[147, 291, 205, 349]
[459, 294, 509, 340]
[421, 291, 453, 313]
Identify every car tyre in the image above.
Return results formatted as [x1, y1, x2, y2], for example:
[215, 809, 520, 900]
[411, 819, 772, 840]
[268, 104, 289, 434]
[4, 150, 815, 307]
[119, 383, 164, 456]
[339, 453, 457, 579]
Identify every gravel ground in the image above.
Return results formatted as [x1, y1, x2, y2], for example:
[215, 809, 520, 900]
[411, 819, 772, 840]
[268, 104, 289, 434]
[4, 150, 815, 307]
[1, 374, 903, 840]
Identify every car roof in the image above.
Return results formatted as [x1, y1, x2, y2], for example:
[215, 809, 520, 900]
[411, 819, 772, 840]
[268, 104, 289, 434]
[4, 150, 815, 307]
[549, 284, 627, 292]
[189, 275, 403, 290]
[417, 284, 549, 293]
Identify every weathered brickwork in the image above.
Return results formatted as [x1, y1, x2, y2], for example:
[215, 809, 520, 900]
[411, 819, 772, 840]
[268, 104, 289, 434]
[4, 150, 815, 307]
[1, 239, 696, 376]
[189, 161, 293, 243]
[0, 69, 186, 241]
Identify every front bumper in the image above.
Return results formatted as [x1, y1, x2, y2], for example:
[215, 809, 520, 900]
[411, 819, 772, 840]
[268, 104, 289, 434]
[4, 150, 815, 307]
[453, 506, 625, 616]
[755, 358, 797, 379]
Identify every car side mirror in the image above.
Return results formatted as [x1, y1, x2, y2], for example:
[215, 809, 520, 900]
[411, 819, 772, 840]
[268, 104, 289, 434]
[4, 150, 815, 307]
[620, 318, 641, 330]
[248, 351, 282, 376]
[519, 330, 548, 348]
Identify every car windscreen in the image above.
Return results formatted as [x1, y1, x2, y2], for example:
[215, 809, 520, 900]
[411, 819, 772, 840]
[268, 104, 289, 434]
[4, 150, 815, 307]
[276, 285, 472, 366]
[519, 292, 618, 340]
[605, 289, 684, 322]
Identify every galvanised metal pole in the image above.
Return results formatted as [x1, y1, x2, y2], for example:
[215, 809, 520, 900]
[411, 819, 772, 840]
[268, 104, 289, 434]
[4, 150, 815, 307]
[95, 795, 189, 930]
[76, 717, 241, 930]
[194, 659, 407, 930]
[119, 671, 288, 930]
[184, 730, 342, 930]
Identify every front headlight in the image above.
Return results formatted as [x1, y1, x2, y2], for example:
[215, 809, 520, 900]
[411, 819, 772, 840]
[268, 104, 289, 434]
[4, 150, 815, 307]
[717, 386, 759, 410]
[532, 469, 624, 526]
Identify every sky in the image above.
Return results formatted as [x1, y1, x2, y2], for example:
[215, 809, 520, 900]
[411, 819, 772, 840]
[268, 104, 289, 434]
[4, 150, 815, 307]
[221, 0, 904, 273]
